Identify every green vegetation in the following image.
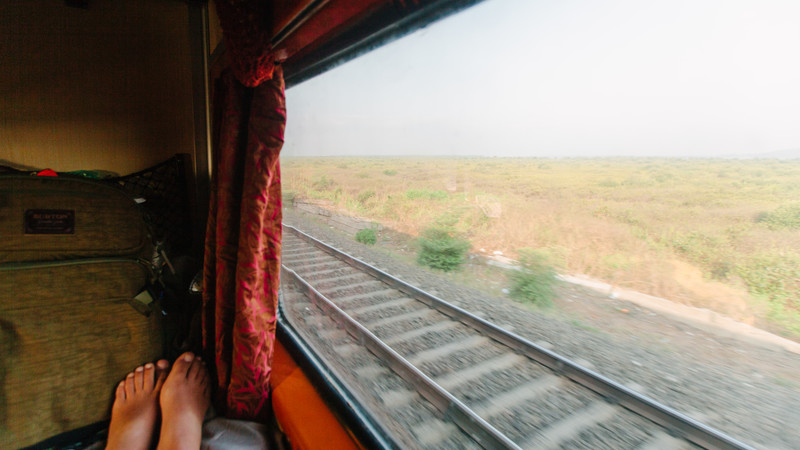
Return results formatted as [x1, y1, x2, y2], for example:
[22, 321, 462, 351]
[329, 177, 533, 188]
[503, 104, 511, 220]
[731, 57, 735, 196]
[509, 248, 557, 307]
[757, 203, 800, 230]
[312, 174, 335, 190]
[736, 252, 800, 335]
[355, 228, 377, 245]
[356, 190, 375, 204]
[282, 157, 800, 337]
[282, 190, 296, 206]
[406, 189, 447, 200]
[416, 221, 471, 271]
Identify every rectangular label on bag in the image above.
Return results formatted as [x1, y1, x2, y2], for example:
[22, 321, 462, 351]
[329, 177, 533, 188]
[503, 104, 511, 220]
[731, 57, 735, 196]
[25, 209, 75, 234]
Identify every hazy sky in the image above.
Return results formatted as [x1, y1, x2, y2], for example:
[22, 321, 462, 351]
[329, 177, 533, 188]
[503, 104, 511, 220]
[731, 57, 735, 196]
[283, 0, 800, 158]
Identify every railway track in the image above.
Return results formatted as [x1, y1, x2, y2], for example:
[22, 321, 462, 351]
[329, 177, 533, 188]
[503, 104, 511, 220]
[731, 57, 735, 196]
[280, 224, 754, 449]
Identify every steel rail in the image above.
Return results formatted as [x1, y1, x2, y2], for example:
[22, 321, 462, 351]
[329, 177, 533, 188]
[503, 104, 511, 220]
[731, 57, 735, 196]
[276, 292, 399, 450]
[283, 224, 756, 450]
[281, 265, 522, 449]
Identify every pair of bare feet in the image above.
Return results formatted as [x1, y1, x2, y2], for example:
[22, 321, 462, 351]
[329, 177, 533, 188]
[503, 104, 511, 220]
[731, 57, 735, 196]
[106, 352, 210, 450]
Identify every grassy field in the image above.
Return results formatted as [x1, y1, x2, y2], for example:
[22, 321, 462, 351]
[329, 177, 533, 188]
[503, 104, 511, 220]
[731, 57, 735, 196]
[282, 157, 800, 337]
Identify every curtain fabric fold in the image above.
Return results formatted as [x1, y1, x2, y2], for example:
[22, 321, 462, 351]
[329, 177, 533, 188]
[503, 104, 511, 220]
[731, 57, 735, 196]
[214, 0, 275, 87]
[202, 65, 285, 421]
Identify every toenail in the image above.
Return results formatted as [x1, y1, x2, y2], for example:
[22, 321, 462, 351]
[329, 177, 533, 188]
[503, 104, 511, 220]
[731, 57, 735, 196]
[135, 366, 144, 372]
[145, 363, 154, 369]
[183, 353, 194, 362]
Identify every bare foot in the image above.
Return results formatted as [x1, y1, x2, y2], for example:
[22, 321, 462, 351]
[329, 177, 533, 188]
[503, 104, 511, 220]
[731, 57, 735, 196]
[157, 352, 210, 450]
[106, 360, 169, 450]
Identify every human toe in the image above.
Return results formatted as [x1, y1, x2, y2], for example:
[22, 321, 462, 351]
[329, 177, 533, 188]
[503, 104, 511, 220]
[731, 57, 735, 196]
[171, 352, 196, 379]
[125, 372, 136, 397]
[156, 359, 169, 372]
[187, 357, 206, 381]
[134, 365, 146, 392]
[143, 363, 156, 391]
[115, 380, 126, 402]
[154, 359, 169, 388]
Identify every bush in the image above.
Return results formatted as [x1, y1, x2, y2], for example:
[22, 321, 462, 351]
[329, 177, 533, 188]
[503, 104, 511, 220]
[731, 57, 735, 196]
[383, 169, 397, 176]
[735, 252, 800, 305]
[355, 228, 377, 245]
[417, 226, 470, 271]
[312, 175, 336, 190]
[357, 190, 375, 204]
[598, 179, 619, 188]
[405, 189, 447, 200]
[757, 203, 800, 230]
[282, 190, 296, 206]
[509, 248, 557, 306]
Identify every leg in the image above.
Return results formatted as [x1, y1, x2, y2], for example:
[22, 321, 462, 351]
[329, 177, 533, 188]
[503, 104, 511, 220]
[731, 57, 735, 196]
[157, 352, 210, 450]
[106, 360, 169, 450]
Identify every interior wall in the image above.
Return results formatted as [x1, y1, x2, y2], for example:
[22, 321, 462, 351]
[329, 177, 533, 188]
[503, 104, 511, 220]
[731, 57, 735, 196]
[0, 0, 195, 174]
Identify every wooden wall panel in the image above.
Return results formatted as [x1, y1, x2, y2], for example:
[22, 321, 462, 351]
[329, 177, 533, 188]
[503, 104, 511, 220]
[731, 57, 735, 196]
[0, 0, 195, 175]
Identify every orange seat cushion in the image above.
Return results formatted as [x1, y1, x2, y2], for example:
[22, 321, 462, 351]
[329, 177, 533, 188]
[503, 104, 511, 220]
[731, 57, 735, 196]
[271, 340, 360, 450]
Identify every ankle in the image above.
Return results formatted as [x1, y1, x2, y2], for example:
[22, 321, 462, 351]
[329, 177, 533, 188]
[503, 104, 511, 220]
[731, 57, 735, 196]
[157, 414, 202, 450]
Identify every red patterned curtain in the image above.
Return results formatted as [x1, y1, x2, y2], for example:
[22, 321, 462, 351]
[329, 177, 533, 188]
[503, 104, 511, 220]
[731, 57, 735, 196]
[202, 0, 285, 421]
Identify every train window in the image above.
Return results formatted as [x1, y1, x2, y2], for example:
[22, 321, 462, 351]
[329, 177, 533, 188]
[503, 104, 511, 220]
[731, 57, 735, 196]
[279, 1, 800, 448]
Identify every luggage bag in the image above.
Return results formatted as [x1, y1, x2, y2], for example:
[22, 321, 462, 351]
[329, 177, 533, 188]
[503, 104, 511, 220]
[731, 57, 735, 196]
[0, 175, 164, 448]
